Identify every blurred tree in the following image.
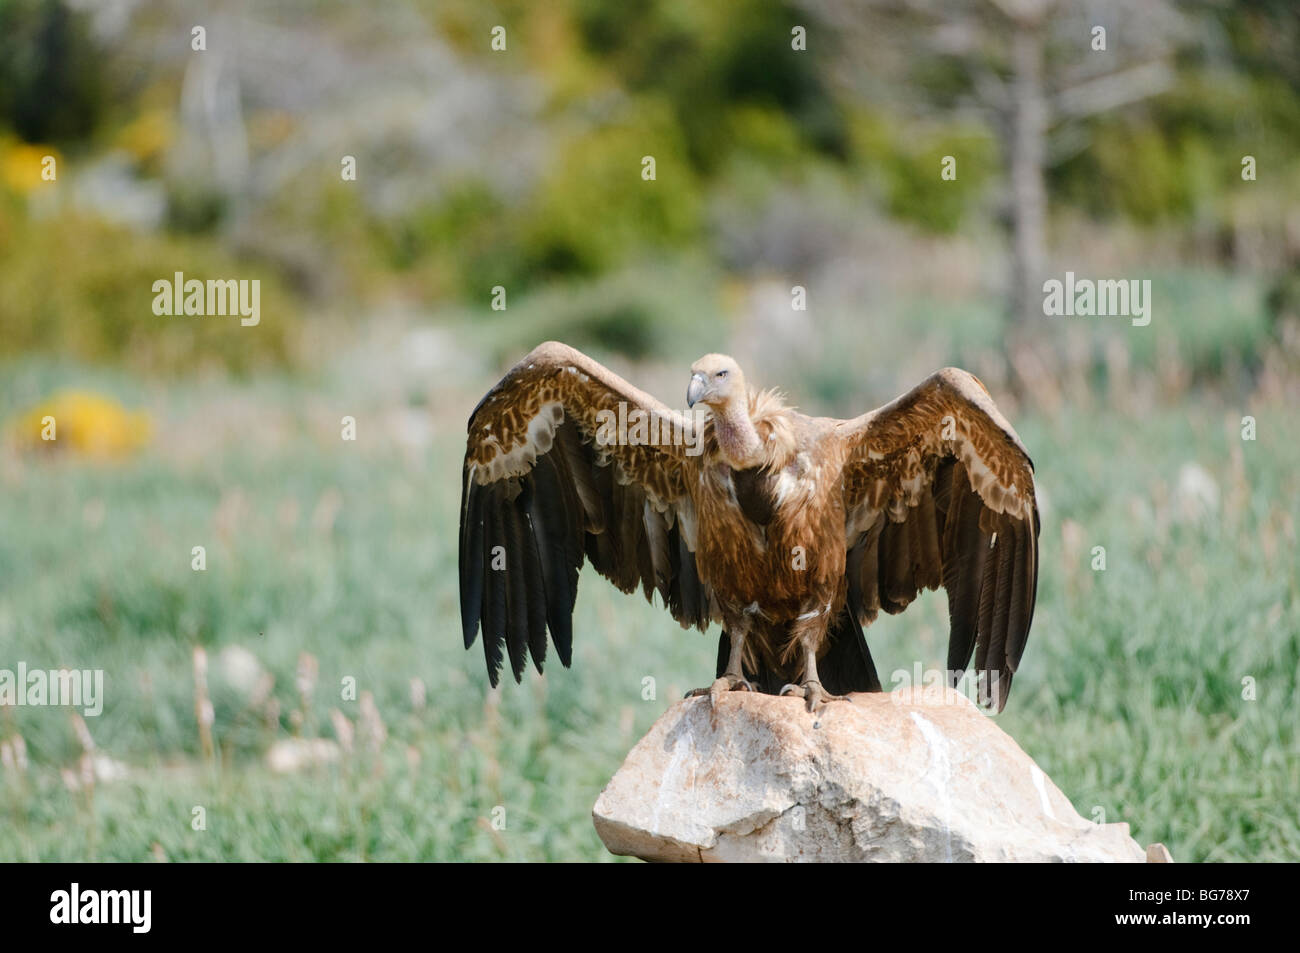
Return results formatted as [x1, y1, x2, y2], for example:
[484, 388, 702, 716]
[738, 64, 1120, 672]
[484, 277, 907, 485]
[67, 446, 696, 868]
[0, 0, 104, 145]
[1204, 0, 1300, 94]
[800, 0, 1189, 330]
[573, 0, 849, 173]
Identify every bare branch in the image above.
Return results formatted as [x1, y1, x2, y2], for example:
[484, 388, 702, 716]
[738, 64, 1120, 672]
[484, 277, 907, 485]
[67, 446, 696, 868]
[1053, 61, 1177, 120]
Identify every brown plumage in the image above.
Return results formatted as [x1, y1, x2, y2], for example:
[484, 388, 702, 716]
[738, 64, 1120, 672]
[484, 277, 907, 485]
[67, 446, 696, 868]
[459, 342, 1040, 712]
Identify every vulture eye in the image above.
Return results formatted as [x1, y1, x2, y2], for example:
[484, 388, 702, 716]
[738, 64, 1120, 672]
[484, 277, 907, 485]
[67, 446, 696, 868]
[716, 370, 728, 379]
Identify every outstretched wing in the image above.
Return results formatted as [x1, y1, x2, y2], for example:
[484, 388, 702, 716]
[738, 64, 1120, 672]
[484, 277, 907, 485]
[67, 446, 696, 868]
[836, 368, 1040, 712]
[459, 341, 711, 686]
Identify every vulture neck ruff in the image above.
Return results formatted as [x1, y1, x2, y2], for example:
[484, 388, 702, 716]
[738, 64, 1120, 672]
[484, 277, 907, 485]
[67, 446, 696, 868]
[711, 393, 767, 471]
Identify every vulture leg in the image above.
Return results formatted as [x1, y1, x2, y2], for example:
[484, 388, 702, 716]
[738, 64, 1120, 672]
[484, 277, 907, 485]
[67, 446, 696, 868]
[685, 617, 754, 705]
[780, 614, 851, 714]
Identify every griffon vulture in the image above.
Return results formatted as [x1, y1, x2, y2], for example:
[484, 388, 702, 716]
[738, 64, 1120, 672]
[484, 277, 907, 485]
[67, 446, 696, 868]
[459, 342, 1039, 712]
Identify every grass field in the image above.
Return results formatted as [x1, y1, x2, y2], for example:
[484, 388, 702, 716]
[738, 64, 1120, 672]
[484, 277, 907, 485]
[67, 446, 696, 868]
[1, 289, 1297, 862]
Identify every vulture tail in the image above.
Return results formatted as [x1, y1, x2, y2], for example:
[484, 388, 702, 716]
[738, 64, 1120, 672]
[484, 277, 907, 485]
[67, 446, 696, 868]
[714, 608, 882, 697]
[816, 608, 883, 696]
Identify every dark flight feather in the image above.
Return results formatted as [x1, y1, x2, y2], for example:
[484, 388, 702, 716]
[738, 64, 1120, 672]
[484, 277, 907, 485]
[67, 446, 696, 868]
[481, 493, 507, 687]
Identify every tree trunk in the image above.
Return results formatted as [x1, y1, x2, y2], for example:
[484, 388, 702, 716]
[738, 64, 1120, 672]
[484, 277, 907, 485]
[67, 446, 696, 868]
[1007, 20, 1048, 329]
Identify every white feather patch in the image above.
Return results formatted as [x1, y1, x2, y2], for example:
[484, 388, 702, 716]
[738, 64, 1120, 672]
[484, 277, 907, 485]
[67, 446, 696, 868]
[958, 441, 1027, 520]
[476, 401, 564, 484]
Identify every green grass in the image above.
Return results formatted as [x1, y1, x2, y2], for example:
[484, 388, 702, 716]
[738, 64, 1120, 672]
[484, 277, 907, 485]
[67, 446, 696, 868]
[0, 334, 1297, 862]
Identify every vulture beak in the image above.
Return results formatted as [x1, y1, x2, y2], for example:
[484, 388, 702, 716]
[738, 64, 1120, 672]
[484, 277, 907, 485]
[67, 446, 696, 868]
[687, 373, 708, 408]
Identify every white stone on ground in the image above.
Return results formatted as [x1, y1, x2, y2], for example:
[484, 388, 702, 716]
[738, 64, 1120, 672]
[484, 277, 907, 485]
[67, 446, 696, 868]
[592, 686, 1150, 863]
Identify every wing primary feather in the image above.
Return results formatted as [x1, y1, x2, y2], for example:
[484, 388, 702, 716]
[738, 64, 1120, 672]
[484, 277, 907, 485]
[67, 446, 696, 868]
[942, 480, 987, 679]
[459, 466, 485, 650]
[615, 481, 644, 594]
[674, 529, 705, 629]
[529, 455, 576, 667]
[502, 499, 530, 683]
[931, 458, 955, 527]
[1006, 515, 1034, 673]
[846, 538, 865, 614]
[557, 423, 603, 533]
[1020, 504, 1041, 657]
[986, 515, 1017, 709]
[666, 525, 685, 620]
[584, 464, 621, 582]
[545, 449, 585, 662]
[643, 501, 671, 604]
[481, 490, 507, 687]
[880, 519, 913, 613]
[974, 520, 1001, 706]
[913, 491, 943, 591]
[518, 480, 550, 674]
[857, 522, 881, 624]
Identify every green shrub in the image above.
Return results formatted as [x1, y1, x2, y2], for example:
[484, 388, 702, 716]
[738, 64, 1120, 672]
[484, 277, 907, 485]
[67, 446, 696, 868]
[466, 261, 723, 365]
[849, 110, 997, 233]
[0, 209, 300, 375]
[519, 97, 702, 280]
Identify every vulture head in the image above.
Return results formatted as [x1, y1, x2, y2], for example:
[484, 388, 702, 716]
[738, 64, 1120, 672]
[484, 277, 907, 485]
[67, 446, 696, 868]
[687, 353, 745, 411]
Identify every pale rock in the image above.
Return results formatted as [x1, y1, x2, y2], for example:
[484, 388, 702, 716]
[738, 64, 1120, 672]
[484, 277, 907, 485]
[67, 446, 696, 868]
[217, 644, 265, 697]
[1146, 843, 1174, 863]
[1173, 462, 1219, 524]
[91, 753, 131, 784]
[59, 754, 130, 791]
[266, 738, 340, 774]
[593, 687, 1149, 863]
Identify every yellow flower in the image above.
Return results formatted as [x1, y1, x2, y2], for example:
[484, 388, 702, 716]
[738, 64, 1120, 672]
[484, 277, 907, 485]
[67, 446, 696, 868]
[9, 390, 152, 458]
[0, 140, 61, 194]
[115, 110, 175, 165]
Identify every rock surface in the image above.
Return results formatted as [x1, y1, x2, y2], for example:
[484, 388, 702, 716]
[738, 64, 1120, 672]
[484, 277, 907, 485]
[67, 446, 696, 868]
[592, 686, 1149, 862]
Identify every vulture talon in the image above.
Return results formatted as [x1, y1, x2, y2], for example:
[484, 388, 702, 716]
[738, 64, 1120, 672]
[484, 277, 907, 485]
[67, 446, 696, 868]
[686, 673, 754, 703]
[782, 680, 845, 713]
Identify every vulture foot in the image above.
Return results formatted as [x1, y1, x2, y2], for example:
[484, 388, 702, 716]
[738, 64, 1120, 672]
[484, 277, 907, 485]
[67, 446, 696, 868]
[685, 674, 755, 705]
[779, 680, 847, 714]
